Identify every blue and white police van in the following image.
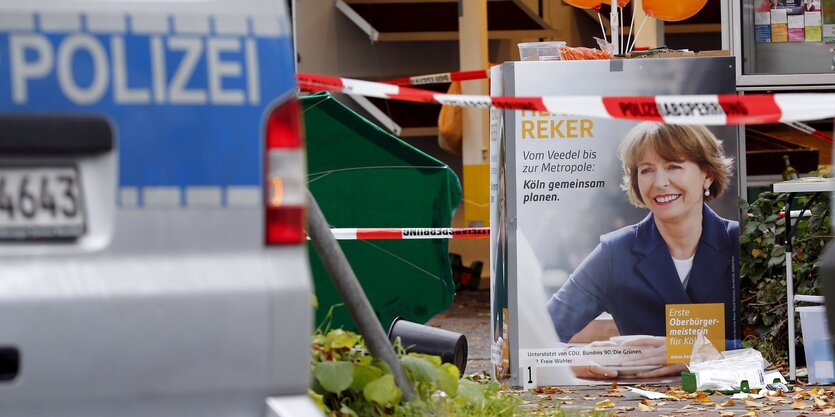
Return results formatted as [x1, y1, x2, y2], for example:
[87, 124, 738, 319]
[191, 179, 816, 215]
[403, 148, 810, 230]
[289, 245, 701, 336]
[0, 0, 318, 416]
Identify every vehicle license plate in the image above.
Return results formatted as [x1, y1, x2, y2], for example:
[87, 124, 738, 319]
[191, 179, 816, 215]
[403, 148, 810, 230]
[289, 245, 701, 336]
[0, 166, 85, 240]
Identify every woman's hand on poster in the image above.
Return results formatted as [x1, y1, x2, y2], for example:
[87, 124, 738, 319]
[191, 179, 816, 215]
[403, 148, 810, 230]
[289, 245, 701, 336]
[571, 340, 619, 379]
[618, 336, 687, 378]
[618, 336, 667, 366]
[571, 364, 620, 379]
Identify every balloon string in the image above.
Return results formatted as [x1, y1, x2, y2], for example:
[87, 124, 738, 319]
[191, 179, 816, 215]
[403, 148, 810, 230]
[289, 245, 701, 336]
[619, 7, 624, 55]
[625, 4, 636, 55]
[629, 14, 648, 53]
[597, 12, 608, 43]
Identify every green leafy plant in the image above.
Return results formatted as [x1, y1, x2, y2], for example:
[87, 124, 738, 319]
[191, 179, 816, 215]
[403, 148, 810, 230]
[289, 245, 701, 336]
[739, 191, 832, 365]
[309, 328, 523, 417]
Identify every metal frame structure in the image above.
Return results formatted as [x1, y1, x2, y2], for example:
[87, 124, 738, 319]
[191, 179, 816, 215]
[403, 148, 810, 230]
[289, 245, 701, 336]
[728, 0, 835, 88]
[335, 0, 556, 42]
[773, 179, 835, 381]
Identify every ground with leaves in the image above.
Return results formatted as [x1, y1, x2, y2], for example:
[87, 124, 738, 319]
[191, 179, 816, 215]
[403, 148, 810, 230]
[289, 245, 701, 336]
[516, 383, 835, 416]
[430, 290, 835, 416]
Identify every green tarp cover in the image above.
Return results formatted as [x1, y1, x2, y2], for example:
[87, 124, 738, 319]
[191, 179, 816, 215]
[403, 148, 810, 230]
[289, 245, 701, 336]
[302, 93, 462, 331]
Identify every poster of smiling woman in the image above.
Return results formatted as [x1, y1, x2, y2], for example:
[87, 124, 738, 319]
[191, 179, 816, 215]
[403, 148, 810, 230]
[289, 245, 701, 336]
[489, 57, 741, 387]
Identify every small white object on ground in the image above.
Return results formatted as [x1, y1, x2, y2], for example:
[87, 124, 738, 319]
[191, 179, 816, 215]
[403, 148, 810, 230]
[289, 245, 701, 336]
[622, 387, 675, 400]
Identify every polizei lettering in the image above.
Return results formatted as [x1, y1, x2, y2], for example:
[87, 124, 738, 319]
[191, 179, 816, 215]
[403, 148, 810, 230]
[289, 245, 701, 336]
[718, 100, 749, 116]
[413, 74, 451, 84]
[6, 33, 261, 105]
[618, 100, 751, 119]
[618, 102, 661, 118]
[401, 228, 489, 238]
[403, 228, 454, 237]
[658, 101, 725, 117]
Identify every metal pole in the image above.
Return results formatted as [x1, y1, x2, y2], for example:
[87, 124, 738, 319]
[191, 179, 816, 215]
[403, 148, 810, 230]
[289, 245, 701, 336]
[610, 0, 619, 54]
[785, 193, 797, 381]
[306, 190, 417, 402]
[787, 249, 796, 381]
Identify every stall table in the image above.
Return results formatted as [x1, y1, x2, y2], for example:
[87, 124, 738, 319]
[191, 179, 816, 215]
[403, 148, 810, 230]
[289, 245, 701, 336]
[772, 178, 835, 381]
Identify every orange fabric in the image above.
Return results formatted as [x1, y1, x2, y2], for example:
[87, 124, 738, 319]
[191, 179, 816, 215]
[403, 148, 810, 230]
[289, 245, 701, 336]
[438, 81, 463, 155]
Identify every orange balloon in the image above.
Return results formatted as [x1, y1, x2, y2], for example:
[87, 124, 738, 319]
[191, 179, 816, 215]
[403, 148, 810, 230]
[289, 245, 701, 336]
[594, 0, 631, 8]
[642, 0, 707, 22]
[564, 0, 604, 9]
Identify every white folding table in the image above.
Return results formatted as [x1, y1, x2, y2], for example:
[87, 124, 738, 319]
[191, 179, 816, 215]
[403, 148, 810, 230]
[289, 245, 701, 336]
[772, 178, 835, 381]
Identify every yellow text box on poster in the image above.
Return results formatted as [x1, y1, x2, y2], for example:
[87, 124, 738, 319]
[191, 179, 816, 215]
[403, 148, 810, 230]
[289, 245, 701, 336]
[666, 303, 724, 364]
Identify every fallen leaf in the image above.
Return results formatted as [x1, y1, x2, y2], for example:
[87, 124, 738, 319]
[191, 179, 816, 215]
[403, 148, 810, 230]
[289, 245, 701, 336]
[642, 399, 658, 407]
[691, 392, 711, 403]
[666, 389, 690, 398]
[583, 395, 599, 400]
[638, 402, 656, 412]
[533, 386, 572, 394]
[745, 400, 764, 408]
[603, 388, 624, 397]
[723, 399, 736, 406]
[792, 400, 811, 410]
[595, 399, 616, 409]
[720, 412, 735, 417]
[815, 397, 829, 407]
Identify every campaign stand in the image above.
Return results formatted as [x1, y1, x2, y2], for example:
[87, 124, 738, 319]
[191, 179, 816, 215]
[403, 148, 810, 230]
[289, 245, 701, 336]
[489, 57, 741, 387]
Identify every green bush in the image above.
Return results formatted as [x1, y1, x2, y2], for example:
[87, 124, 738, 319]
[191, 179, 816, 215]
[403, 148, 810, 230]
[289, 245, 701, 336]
[739, 191, 832, 364]
[309, 328, 522, 417]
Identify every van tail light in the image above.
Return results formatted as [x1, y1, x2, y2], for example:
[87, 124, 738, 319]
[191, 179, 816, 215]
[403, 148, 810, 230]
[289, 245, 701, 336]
[265, 98, 306, 245]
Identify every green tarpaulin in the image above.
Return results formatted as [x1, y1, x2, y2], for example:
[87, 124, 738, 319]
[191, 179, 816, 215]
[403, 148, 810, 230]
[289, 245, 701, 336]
[302, 93, 462, 331]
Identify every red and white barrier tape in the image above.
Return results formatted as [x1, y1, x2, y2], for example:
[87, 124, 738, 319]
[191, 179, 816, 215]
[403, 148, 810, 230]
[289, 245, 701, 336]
[784, 121, 834, 143]
[297, 73, 835, 126]
[327, 227, 489, 240]
[383, 69, 490, 86]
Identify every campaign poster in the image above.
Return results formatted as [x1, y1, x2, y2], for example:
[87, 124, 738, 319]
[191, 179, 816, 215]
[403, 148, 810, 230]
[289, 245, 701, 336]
[489, 57, 741, 386]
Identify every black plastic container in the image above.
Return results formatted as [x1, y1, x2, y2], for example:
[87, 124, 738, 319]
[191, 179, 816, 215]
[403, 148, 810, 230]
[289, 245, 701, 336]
[387, 317, 468, 374]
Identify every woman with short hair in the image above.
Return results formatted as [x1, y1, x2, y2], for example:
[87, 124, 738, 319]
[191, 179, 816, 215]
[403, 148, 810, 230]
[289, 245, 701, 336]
[546, 122, 740, 379]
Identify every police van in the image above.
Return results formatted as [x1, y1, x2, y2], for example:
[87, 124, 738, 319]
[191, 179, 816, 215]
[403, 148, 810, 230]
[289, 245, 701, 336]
[0, 0, 317, 415]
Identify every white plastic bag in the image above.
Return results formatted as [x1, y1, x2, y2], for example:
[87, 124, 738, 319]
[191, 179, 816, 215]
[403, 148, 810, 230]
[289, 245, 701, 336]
[688, 333, 770, 391]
